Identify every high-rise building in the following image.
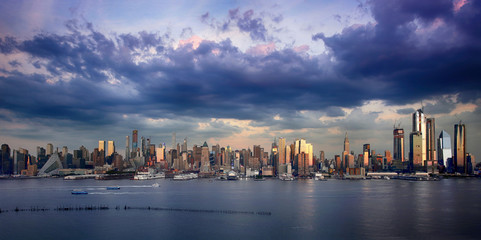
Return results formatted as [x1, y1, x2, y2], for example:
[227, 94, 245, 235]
[108, 140, 115, 156]
[426, 118, 436, 173]
[412, 109, 426, 165]
[46, 143, 53, 156]
[285, 145, 291, 165]
[62, 146, 68, 158]
[342, 133, 349, 171]
[156, 144, 165, 162]
[99, 140, 106, 158]
[172, 132, 176, 150]
[363, 144, 370, 168]
[454, 123, 466, 174]
[437, 130, 452, 169]
[278, 137, 286, 165]
[410, 131, 423, 170]
[182, 138, 187, 153]
[393, 128, 404, 162]
[125, 136, 130, 160]
[200, 141, 210, 173]
[344, 132, 350, 153]
[132, 130, 138, 152]
[141, 137, 146, 157]
[253, 145, 261, 160]
[1, 144, 12, 174]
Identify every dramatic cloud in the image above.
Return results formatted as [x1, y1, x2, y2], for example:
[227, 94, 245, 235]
[1, 0, 481, 158]
[314, 0, 481, 105]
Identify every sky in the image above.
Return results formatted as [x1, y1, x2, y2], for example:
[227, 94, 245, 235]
[0, 0, 480, 160]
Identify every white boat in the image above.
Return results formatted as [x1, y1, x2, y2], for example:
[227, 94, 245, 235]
[133, 172, 165, 180]
[279, 173, 295, 181]
[314, 173, 327, 181]
[173, 174, 193, 181]
[152, 183, 160, 187]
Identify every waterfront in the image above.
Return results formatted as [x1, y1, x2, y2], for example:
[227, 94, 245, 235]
[0, 178, 480, 239]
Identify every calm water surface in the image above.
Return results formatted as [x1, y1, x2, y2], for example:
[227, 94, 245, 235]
[0, 178, 480, 239]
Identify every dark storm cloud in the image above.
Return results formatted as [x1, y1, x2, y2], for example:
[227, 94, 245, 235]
[0, 19, 366, 128]
[0, 36, 18, 54]
[2, 0, 481, 131]
[314, 0, 481, 105]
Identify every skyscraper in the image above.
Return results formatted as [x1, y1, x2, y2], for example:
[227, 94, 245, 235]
[344, 132, 350, 153]
[412, 109, 426, 165]
[46, 143, 53, 156]
[437, 130, 452, 169]
[1, 144, 12, 174]
[426, 118, 436, 173]
[278, 137, 286, 166]
[182, 138, 187, 153]
[454, 122, 466, 174]
[363, 144, 370, 168]
[410, 131, 423, 170]
[125, 136, 130, 160]
[393, 128, 404, 162]
[172, 132, 176, 150]
[342, 133, 349, 171]
[62, 146, 68, 158]
[98, 140, 105, 157]
[200, 141, 210, 173]
[108, 140, 115, 156]
[132, 130, 138, 152]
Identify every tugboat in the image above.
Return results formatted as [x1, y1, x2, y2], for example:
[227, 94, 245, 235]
[71, 189, 88, 194]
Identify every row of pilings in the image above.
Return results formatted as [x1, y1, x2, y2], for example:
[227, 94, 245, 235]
[0, 205, 271, 216]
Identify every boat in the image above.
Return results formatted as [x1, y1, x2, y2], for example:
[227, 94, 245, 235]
[314, 173, 327, 181]
[106, 186, 120, 190]
[279, 173, 295, 181]
[133, 172, 165, 180]
[71, 189, 88, 194]
[227, 171, 239, 180]
[173, 174, 193, 181]
[152, 183, 160, 187]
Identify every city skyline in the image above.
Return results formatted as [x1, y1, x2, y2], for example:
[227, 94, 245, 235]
[1, 0, 481, 159]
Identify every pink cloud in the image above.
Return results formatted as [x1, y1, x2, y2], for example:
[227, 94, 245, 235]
[293, 45, 309, 53]
[178, 35, 203, 50]
[246, 42, 276, 56]
[453, 0, 468, 13]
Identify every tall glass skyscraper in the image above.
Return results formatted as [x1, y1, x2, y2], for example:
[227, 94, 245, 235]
[412, 109, 426, 165]
[437, 130, 452, 168]
[393, 128, 404, 162]
[454, 123, 466, 174]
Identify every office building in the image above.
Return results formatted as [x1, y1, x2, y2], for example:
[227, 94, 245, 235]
[108, 140, 115, 156]
[125, 136, 130, 160]
[46, 143, 53, 156]
[437, 130, 452, 171]
[426, 118, 436, 173]
[412, 109, 427, 165]
[454, 123, 466, 174]
[200, 141, 210, 173]
[410, 131, 423, 170]
[393, 128, 404, 162]
[132, 130, 138, 152]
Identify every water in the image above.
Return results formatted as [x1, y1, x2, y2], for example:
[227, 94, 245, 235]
[0, 178, 480, 239]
